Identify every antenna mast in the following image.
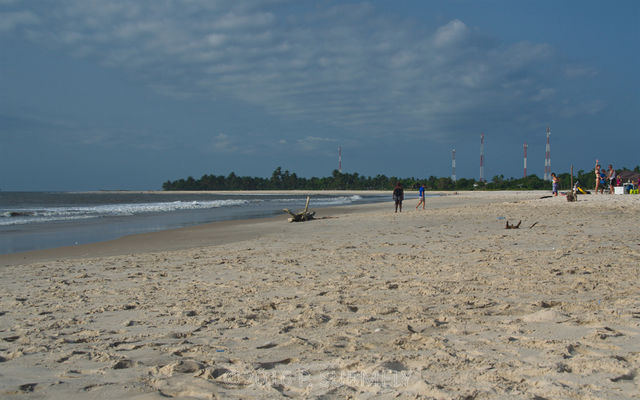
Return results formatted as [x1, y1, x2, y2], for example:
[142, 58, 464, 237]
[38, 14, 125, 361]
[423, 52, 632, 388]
[451, 149, 456, 182]
[479, 133, 485, 182]
[544, 127, 551, 181]
[523, 142, 528, 178]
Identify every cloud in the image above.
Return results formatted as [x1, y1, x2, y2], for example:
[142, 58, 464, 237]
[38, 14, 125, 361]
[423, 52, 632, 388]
[295, 136, 337, 152]
[213, 11, 275, 30]
[557, 99, 605, 118]
[530, 88, 556, 102]
[564, 65, 598, 79]
[1, 1, 600, 147]
[206, 33, 226, 47]
[0, 10, 38, 31]
[433, 19, 469, 48]
[210, 133, 239, 153]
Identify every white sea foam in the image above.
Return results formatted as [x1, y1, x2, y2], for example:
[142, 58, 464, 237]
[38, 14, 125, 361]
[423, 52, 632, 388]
[0, 192, 389, 254]
[0, 199, 250, 226]
[312, 195, 364, 205]
[271, 195, 364, 206]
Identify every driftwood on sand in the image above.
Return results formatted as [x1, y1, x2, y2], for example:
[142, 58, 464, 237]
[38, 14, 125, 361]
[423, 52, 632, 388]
[505, 220, 539, 229]
[283, 196, 316, 222]
[505, 220, 521, 229]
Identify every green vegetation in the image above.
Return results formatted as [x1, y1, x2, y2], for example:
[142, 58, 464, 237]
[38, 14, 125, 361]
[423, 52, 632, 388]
[163, 166, 640, 191]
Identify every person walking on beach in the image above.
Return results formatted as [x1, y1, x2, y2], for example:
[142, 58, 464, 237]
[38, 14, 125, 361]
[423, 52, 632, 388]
[416, 183, 426, 209]
[594, 161, 601, 194]
[393, 183, 404, 213]
[551, 173, 559, 196]
[608, 164, 616, 194]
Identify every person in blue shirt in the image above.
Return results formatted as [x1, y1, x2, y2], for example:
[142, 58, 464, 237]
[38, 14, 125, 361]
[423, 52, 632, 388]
[416, 183, 426, 209]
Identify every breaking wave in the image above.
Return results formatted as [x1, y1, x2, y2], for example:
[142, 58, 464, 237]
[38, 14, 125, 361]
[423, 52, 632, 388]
[0, 199, 250, 226]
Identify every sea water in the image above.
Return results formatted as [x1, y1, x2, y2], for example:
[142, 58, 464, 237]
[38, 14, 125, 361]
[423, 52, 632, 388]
[0, 192, 388, 254]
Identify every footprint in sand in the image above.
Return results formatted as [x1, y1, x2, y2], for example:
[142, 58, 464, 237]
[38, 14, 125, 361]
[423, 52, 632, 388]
[19, 383, 37, 392]
[255, 358, 293, 370]
[113, 359, 136, 369]
[157, 359, 206, 375]
[521, 309, 568, 323]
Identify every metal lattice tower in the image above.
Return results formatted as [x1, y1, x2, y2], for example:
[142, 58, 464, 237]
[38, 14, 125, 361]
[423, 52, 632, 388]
[338, 146, 342, 173]
[544, 127, 551, 181]
[479, 133, 485, 182]
[523, 142, 528, 178]
[451, 149, 456, 182]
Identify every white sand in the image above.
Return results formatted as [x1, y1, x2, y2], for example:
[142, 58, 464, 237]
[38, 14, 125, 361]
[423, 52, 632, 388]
[1, 191, 638, 399]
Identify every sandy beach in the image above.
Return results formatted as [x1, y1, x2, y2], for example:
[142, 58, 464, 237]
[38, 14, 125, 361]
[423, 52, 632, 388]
[1, 191, 638, 399]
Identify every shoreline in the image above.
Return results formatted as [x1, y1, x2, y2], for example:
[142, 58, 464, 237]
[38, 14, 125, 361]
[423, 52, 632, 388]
[0, 190, 591, 267]
[79, 190, 395, 195]
[0, 190, 398, 264]
[0, 190, 454, 267]
[0, 200, 392, 267]
[0, 191, 537, 267]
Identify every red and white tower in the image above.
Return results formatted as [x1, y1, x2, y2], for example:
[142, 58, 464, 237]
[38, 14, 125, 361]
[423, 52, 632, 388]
[523, 142, 528, 178]
[479, 133, 485, 182]
[544, 127, 551, 181]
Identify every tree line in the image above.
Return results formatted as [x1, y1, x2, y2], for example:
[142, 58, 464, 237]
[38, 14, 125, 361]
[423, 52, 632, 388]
[162, 166, 640, 191]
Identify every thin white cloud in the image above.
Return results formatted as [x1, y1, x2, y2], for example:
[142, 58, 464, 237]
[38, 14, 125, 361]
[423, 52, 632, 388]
[213, 11, 274, 30]
[558, 99, 605, 118]
[295, 136, 337, 152]
[530, 88, 556, 102]
[210, 133, 239, 153]
[0, 10, 38, 31]
[206, 33, 226, 47]
[208, 132, 264, 155]
[433, 19, 469, 48]
[564, 65, 598, 79]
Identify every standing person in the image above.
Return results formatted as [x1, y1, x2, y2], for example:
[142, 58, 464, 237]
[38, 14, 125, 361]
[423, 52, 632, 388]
[594, 161, 601, 194]
[392, 183, 404, 213]
[551, 173, 559, 196]
[416, 183, 426, 209]
[599, 167, 606, 194]
[608, 164, 616, 194]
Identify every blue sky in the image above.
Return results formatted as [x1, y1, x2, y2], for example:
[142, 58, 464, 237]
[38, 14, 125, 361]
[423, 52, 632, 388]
[1, 0, 638, 191]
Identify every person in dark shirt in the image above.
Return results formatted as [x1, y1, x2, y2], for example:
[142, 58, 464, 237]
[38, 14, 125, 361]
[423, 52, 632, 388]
[392, 183, 404, 213]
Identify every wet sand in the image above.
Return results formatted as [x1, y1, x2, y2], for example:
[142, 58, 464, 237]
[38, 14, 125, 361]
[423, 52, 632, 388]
[1, 191, 638, 399]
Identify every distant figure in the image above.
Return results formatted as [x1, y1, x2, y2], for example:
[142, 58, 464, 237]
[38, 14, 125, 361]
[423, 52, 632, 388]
[608, 164, 616, 194]
[416, 184, 426, 209]
[616, 174, 622, 187]
[594, 161, 601, 193]
[392, 183, 404, 213]
[551, 173, 559, 196]
[599, 168, 606, 194]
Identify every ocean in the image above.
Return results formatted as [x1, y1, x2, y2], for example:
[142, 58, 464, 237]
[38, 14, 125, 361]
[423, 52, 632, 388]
[0, 191, 389, 255]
